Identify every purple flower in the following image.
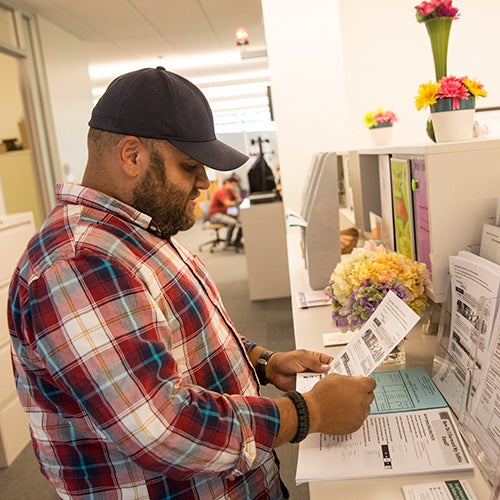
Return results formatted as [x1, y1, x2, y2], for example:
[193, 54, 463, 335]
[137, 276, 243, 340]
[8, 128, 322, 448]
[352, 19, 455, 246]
[329, 278, 416, 330]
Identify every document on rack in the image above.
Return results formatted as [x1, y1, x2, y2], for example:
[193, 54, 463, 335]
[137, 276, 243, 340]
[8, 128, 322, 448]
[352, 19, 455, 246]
[433, 251, 500, 415]
[295, 407, 473, 483]
[461, 318, 500, 473]
[432, 250, 500, 483]
[447, 251, 500, 373]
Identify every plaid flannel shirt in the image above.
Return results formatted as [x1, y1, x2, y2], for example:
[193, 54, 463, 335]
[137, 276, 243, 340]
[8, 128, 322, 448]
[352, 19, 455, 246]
[9, 183, 282, 499]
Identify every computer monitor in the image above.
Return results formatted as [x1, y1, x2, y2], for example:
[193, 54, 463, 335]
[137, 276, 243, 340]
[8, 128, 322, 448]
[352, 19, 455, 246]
[247, 154, 277, 194]
[300, 152, 327, 220]
[301, 152, 342, 290]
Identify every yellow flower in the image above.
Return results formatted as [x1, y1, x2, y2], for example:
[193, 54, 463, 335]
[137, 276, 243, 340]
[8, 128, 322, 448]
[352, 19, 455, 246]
[415, 81, 440, 110]
[463, 77, 488, 98]
[363, 111, 377, 128]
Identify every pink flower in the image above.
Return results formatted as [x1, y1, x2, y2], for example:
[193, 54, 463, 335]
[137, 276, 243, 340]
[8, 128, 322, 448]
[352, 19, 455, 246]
[384, 111, 398, 123]
[437, 0, 459, 18]
[373, 110, 398, 124]
[415, 0, 459, 22]
[437, 76, 470, 109]
[417, 1, 437, 17]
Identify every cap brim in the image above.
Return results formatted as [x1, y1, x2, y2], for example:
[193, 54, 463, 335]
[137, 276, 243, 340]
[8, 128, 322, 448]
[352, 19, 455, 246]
[167, 138, 249, 172]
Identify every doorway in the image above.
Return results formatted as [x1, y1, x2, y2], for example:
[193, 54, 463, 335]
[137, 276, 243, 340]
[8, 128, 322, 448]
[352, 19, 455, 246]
[0, 2, 61, 228]
[0, 51, 44, 226]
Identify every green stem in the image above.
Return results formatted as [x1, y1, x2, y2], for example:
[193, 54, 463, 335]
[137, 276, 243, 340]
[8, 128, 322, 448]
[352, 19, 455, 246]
[425, 17, 452, 81]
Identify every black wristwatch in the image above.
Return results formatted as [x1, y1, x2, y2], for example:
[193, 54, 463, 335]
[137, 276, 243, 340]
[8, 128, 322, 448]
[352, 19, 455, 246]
[255, 350, 275, 386]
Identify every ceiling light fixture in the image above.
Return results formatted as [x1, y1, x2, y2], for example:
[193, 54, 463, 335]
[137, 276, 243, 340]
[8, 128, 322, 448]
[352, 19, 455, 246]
[235, 27, 249, 46]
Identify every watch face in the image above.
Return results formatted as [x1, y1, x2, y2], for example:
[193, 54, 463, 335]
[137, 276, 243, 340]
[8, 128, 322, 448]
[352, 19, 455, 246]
[257, 358, 267, 365]
[259, 351, 274, 362]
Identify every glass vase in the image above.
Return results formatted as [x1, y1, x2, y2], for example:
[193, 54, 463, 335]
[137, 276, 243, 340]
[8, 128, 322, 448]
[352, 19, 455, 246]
[381, 339, 406, 367]
[425, 16, 452, 81]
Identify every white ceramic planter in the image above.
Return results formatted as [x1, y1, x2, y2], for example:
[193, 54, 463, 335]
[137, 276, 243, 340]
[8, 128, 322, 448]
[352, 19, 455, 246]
[431, 108, 475, 143]
[369, 125, 393, 146]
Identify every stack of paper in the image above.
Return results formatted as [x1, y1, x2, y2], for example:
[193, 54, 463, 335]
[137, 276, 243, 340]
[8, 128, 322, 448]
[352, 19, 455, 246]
[295, 290, 330, 309]
[296, 407, 473, 484]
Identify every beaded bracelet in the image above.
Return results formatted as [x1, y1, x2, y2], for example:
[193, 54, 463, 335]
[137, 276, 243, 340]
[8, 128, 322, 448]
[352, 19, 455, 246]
[284, 390, 310, 443]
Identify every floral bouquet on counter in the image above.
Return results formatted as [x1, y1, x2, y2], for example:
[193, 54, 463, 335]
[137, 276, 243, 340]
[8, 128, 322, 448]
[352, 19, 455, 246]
[415, 75, 487, 111]
[363, 108, 398, 129]
[324, 240, 430, 331]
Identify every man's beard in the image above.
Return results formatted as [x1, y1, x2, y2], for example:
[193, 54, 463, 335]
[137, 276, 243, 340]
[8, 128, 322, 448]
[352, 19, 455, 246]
[131, 149, 197, 237]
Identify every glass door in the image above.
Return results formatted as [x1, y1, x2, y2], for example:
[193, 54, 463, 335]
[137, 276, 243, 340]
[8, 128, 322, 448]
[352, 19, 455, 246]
[0, 2, 61, 227]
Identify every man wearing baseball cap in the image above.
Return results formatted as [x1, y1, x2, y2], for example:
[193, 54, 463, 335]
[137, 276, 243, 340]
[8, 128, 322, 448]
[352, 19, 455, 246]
[8, 67, 375, 499]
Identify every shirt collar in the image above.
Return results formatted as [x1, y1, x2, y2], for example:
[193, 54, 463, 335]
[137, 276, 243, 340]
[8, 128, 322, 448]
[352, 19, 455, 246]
[56, 182, 165, 238]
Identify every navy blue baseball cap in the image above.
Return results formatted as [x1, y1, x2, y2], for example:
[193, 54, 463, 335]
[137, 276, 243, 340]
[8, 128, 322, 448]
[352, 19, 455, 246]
[89, 66, 248, 171]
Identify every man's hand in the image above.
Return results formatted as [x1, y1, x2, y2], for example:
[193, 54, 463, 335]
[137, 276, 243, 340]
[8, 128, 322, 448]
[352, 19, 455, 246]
[273, 368, 376, 446]
[304, 373, 376, 435]
[266, 349, 333, 391]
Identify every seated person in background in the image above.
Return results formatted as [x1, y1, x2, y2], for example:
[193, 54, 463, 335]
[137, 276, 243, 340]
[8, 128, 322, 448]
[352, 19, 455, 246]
[209, 176, 243, 248]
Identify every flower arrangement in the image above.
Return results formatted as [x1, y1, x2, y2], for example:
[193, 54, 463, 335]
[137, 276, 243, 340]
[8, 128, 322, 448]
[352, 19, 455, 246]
[324, 240, 429, 331]
[363, 108, 398, 129]
[415, 76, 487, 111]
[414, 0, 459, 23]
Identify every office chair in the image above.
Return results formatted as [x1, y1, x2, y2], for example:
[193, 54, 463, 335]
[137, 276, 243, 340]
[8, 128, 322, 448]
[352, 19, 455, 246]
[198, 200, 226, 253]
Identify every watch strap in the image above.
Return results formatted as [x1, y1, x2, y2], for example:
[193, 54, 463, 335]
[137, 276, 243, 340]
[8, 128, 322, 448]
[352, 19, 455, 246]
[255, 350, 274, 386]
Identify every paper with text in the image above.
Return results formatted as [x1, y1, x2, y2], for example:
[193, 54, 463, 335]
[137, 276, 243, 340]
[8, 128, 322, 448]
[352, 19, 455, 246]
[401, 479, 478, 500]
[330, 290, 420, 377]
[296, 408, 473, 484]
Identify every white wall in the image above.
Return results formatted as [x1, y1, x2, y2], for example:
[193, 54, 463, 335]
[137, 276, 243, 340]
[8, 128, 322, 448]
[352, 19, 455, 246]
[340, 0, 500, 149]
[262, 0, 500, 212]
[37, 17, 93, 183]
[261, 0, 348, 213]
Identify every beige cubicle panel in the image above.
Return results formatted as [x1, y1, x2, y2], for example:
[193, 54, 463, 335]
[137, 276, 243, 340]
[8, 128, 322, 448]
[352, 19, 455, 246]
[239, 199, 290, 301]
[0, 150, 43, 228]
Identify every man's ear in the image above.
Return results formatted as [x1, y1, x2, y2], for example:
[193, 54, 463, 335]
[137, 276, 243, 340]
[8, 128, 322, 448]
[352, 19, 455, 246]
[118, 136, 146, 178]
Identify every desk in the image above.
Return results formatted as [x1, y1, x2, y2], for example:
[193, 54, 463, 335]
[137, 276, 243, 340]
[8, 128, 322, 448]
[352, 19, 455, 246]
[239, 199, 290, 301]
[286, 226, 492, 499]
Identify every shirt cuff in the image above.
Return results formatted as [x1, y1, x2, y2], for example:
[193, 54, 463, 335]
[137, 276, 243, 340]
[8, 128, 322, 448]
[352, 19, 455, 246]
[225, 394, 280, 477]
